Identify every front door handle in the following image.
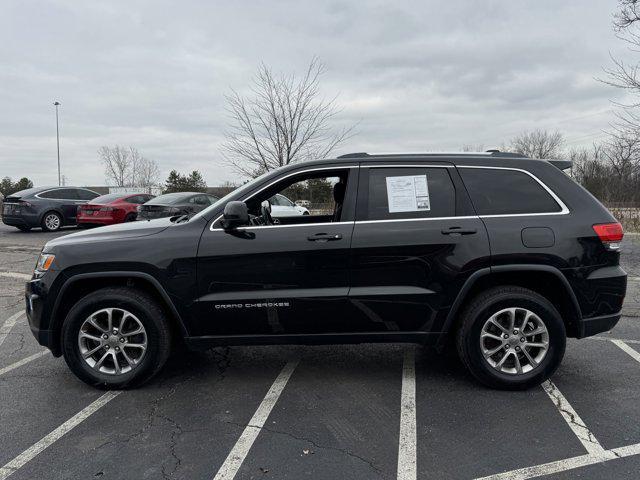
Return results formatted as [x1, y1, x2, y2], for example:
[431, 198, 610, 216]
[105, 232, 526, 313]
[308, 233, 342, 242]
[441, 227, 477, 235]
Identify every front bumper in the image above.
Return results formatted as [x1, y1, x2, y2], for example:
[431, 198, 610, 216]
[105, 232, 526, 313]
[25, 277, 61, 356]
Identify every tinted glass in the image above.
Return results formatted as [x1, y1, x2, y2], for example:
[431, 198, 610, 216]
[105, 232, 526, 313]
[77, 189, 99, 200]
[91, 193, 123, 203]
[191, 195, 210, 205]
[10, 187, 44, 198]
[268, 195, 282, 206]
[366, 168, 456, 220]
[146, 193, 190, 205]
[40, 188, 78, 199]
[277, 194, 294, 206]
[459, 168, 562, 215]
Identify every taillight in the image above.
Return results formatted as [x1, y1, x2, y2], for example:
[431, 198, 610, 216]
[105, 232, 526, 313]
[593, 222, 623, 250]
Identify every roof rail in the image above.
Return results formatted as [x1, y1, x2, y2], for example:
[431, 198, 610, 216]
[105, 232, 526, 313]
[485, 149, 528, 158]
[337, 152, 370, 158]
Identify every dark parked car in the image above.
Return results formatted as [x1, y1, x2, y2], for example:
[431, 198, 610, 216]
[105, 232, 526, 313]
[77, 193, 155, 227]
[2, 186, 100, 232]
[136, 192, 218, 220]
[25, 152, 626, 390]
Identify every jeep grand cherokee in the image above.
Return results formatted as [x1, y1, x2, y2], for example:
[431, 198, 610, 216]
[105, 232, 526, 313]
[25, 152, 627, 390]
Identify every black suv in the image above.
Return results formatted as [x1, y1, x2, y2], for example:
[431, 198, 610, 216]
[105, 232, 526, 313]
[2, 186, 100, 231]
[25, 152, 627, 389]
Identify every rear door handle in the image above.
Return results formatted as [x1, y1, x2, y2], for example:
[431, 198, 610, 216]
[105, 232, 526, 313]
[308, 233, 342, 242]
[441, 227, 477, 235]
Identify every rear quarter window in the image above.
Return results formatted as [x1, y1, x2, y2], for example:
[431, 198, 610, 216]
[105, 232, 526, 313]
[459, 168, 562, 215]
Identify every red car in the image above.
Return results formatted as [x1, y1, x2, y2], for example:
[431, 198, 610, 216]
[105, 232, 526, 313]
[77, 193, 155, 227]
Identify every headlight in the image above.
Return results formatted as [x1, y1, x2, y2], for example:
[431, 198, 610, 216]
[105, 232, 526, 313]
[35, 253, 55, 274]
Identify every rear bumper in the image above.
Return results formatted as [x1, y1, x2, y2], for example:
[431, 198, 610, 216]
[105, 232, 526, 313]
[2, 214, 40, 228]
[577, 311, 622, 338]
[76, 216, 116, 225]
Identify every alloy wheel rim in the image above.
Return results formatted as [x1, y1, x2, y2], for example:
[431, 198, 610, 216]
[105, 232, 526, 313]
[479, 307, 549, 375]
[78, 308, 147, 375]
[45, 214, 60, 230]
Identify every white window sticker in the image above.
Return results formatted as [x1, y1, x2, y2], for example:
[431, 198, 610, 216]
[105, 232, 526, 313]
[385, 175, 431, 213]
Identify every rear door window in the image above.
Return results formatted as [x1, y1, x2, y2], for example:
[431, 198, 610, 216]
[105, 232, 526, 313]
[77, 189, 99, 200]
[365, 167, 456, 220]
[39, 188, 78, 200]
[459, 168, 562, 215]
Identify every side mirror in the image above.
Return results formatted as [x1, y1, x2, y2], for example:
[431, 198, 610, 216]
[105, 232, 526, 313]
[221, 201, 249, 230]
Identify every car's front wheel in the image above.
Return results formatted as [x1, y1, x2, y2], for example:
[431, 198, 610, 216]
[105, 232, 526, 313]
[62, 287, 172, 389]
[456, 286, 566, 390]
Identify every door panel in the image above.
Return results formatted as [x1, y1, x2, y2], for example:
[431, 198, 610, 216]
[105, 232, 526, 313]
[348, 165, 491, 334]
[193, 223, 355, 336]
[349, 217, 490, 332]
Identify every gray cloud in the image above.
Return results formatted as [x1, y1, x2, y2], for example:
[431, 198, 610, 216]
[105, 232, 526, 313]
[0, 0, 634, 186]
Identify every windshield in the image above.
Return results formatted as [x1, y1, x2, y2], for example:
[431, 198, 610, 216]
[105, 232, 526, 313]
[146, 193, 190, 205]
[90, 193, 125, 203]
[191, 170, 274, 221]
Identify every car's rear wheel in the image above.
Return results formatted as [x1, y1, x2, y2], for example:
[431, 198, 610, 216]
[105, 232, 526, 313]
[124, 213, 137, 222]
[41, 211, 62, 232]
[62, 287, 172, 389]
[456, 286, 566, 390]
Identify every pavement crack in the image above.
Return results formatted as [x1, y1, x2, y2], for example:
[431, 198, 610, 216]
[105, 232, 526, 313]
[225, 421, 387, 479]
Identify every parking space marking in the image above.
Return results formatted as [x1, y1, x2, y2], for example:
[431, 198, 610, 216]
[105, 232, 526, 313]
[475, 441, 640, 480]
[397, 348, 416, 480]
[610, 339, 640, 364]
[0, 272, 31, 281]
[0, 391, 121, 480]
[477, 374, 640, 479]
[0, 351, 48, 377]
[212, 360, 299, 480]
[589, 336, 640, 345]
[0, 312, 24, 349]
[541, 380, 606, 456]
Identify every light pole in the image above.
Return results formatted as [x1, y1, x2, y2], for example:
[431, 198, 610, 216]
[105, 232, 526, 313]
[54, 101, 61, 186]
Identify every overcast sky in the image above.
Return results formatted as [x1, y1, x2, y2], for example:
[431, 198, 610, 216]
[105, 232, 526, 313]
[0, 0, 635, 187]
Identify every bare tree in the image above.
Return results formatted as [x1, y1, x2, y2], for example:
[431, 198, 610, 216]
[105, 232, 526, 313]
[600, 1, 640, 130]
[98, 145, 160, 188]
[222, 58, 355, 177]
[509, 129, 565, 159]
[134, 156, 161, 189]
[461, 144, 485, 152]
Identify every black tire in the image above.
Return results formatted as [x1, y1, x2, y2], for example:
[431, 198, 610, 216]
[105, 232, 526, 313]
[41, 211, 63, 232]
[17, 225, 32, 232]
[62, 287, 172, 389]
[124, 213, 137, 222]
[455, 286, 566, 390]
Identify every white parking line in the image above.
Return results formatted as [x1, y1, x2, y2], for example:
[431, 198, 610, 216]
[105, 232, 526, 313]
[397, 348, 416, 480]
[0, 351, 49, 377]
[212, 360, 299, 480]
[0, 311, 24, 349]
[541, 380, 606, 456]
[0, 391, 121, 480]
[0, 272, 31, 281]
[589, 336, 640, 345]
[610, 339, 640, 364]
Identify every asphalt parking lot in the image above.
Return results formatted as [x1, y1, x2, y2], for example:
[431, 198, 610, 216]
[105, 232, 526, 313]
[0, 223, 639, 480]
